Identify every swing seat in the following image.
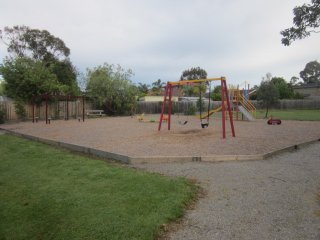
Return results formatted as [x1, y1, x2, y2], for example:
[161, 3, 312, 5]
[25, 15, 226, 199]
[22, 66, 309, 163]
[201, 123, 209, 128]
[179, 120, 188, 125]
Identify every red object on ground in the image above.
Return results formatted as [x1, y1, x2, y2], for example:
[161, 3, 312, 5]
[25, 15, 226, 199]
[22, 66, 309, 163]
[267, 117, 282, 125]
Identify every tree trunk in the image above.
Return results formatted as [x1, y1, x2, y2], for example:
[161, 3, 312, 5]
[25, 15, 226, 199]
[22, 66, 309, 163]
[265, 107, 269, 118]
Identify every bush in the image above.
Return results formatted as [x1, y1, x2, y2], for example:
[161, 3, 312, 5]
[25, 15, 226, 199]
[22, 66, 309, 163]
[14, 100, 27, 120]
[0, 109, 5, 124]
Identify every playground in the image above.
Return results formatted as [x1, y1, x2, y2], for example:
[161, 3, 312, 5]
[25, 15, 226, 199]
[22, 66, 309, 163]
[1, 114, 320, 162]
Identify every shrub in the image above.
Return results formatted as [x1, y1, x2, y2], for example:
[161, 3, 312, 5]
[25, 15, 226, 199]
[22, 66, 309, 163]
[14, 100, 27, 120]
[0, 108, 5, 124]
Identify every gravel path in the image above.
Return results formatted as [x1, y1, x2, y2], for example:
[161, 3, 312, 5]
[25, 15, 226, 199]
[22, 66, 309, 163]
[134, 142, 320, 240]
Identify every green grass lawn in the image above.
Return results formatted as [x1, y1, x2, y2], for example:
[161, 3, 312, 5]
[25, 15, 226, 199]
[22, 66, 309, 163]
[255, 109, 320, 121]
[0, 134, 196, 240]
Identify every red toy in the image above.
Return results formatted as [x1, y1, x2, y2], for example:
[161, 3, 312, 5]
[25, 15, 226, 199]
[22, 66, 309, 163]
[267, 116, 281, 125]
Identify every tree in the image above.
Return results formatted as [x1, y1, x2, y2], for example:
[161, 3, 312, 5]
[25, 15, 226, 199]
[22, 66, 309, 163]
[257, 80, 279, 118]
[211, 85, 221, 101]
[0, 25, 70, 61]
[180, 67, 207, 96]
[0, 25, 79, 96]
[137, 82, 150, 98]
[85, 63, 137, 115]
[270, 77, 294, 99]
[0, 80, 4, 95]
[299, 60, 320, 83]
[0, 57, 60, 102]
[281, 0, 320, 46]
[151, 79, 164, 95]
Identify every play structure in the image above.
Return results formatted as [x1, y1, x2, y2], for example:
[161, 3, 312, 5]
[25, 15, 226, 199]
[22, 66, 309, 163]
[228, 82, 256, 121]
[158, 77, 235, 139]
[31, 93, 85, 124]
[267, 116, 282, 125]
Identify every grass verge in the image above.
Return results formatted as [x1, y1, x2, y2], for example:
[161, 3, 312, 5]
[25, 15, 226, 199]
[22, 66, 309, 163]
[256, 109, 320, 121]
[0, 134, 196, 240]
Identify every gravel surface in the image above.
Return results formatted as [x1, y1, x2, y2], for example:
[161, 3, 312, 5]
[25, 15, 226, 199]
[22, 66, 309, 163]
[1, 116, 320, 158]
[134, 142, 320, 240]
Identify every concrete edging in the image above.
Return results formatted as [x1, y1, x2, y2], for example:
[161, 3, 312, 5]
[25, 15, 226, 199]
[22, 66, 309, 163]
[1, 128, 319, 164]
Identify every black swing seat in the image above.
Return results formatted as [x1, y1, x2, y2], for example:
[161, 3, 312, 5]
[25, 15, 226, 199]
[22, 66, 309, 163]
[179, 120, 188, 125]
[201, 123, 209, 128]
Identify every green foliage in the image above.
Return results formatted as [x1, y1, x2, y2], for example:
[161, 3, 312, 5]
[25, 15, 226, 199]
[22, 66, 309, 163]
[257, 79, 280, 118]
[211, 85, 221, 100]
[299, 60, 320, 83]
[184, 104, 196, 115]
[0, 25, 70, 61]
[281, 0, 320, 46]
[137, 82, 150, 97]
[256, 109, 320, 121]
[14, 100, 27, 120]
[151, 79, 164, 95]
[0, 25, 79, 100]
[0, 81, 4, 95]
[180, 67, 207, 97]
[0, 108, 5, 123]
[0, 57, 60, 102]
[271, 77, 294, 99]
[0, 135, 196, 240]
[86, 63, 138, 115]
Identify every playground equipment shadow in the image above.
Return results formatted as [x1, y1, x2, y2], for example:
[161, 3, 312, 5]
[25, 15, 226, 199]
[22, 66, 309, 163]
[1, 115, 320, 164]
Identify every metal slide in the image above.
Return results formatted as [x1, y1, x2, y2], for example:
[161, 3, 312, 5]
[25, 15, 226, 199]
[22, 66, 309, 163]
[238, 106, 255, 121]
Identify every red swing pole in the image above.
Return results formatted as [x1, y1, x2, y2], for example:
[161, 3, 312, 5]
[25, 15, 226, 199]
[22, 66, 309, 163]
[158, 83, 169, 131]
[168, 84, 173, 130]
[223, 78, 236, 137]
[221, 78, 226, 138]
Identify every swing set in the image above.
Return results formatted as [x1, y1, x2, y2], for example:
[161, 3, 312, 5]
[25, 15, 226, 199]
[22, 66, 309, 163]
[158, 77, 235, 139]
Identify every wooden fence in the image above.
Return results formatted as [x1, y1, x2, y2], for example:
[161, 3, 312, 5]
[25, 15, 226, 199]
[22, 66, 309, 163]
[0, 100, 92, 121]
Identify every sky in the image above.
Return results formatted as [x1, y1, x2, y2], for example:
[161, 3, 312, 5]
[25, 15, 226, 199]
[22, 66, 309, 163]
[0, 0, 319, 87]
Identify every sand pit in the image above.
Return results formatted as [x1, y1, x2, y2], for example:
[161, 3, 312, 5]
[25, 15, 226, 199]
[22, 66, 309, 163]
[1, 115, 320, 162]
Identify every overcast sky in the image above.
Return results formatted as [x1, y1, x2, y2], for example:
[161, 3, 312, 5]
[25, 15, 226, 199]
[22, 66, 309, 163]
[1, 0, 319, 87]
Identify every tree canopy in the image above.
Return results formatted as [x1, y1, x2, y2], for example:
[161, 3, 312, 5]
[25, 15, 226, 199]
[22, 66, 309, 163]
[299, 60, 320, 83]
[0, 25, 70, 62]
[257, 79, 280, 118]
[0, 57, 60, 102]
[85, 63, 137, 115]
[0, 26, 79, 101]
[281, 0, 320, 46]
[180, 67, 207, 97]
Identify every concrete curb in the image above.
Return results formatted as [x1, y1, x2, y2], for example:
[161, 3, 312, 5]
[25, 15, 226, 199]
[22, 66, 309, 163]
[1, 128, 319, 164]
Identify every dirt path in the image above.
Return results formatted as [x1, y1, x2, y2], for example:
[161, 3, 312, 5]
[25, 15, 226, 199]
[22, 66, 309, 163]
[134, 142, 320, 240]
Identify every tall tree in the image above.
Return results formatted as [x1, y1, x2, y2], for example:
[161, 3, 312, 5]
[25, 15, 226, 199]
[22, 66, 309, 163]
[299, 60, 320, 83]
[281, 0, 320, 46]
[180, 67, 207, 97]
[257, 79, 279, 118]
[86, 63, 137, 115]
[0, 25, 79, 97]
[0, 57, 60, 102]
[0, 25, 70, 61]
[151, 79, 164, 95]
[270, 77, 294, 99]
